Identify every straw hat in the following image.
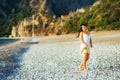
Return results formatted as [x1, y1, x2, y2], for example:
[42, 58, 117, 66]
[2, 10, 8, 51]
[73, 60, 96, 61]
[81, 47, 88, 56]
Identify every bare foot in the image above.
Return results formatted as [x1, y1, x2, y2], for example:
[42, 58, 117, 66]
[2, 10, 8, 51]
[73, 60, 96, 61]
[84, 69, 89, 72]
[79, 68, 84, 71]
[79, 66, 84, 71]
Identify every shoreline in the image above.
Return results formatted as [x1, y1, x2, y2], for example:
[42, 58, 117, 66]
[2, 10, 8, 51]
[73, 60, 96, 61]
[0, 41, 29, 79]
[0, 30, 119, 45]
[0, 38, 20, 46]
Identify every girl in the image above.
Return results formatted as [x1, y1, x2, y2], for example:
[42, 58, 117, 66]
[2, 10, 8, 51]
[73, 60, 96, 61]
[77, 24, 93, 71]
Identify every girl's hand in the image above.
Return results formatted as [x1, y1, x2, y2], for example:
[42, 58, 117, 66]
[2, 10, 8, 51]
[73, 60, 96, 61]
[85, 44, 89, 48]
[90, 44, 93, 48]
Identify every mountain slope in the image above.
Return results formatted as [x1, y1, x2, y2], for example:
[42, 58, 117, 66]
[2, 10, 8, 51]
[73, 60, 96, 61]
[51, 0, 95, 17]
[0, 0, 95, 37]
[0, 0, 32, 37]
[55, 0, 120, 34]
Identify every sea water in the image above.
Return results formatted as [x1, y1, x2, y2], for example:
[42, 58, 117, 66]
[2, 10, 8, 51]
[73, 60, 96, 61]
[0, 38, 19, 45]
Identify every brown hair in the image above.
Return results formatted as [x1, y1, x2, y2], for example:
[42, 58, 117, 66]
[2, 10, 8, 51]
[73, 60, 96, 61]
[76, 24, 86, 38]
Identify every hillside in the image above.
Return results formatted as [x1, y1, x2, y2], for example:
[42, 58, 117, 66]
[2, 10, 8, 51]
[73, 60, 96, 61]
[0, 0, 32, 37]
[52, 0, 120, 34]
[0, 0, 95, 37]
[1, 0, 120, 37]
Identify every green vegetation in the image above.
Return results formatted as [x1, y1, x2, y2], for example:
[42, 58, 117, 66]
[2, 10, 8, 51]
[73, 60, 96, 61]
[0, 0, 120, 37]
[0, 0, 32, 37]
[60, 0, 120, 33]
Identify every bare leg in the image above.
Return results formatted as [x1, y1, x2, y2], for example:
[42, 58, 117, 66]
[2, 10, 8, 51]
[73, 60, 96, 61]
[83, 53, 89, 71]
[79, 61, 84, 70]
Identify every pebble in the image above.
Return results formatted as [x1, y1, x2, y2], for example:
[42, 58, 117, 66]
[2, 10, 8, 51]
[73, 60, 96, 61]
[0, 40, 119, 80]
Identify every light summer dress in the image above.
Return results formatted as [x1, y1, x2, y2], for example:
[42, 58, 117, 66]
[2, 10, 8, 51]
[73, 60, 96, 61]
[80, 33, 91, 54]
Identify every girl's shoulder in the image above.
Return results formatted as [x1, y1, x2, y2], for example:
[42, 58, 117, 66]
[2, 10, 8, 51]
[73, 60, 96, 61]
[80, 31, 83, 35]
[80, 31, 90, 35]
[80, 31, 83, 34]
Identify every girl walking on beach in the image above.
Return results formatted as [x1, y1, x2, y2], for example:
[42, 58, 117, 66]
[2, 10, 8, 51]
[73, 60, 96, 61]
[77, 24, 93, 71]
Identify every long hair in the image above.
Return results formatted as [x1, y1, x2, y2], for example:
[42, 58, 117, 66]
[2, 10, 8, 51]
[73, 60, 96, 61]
[76, 27, 82, 38]
[76, 24, 85, 38]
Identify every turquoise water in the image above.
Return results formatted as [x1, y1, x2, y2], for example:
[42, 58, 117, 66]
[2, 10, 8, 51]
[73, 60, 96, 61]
[0, 38, 19, 45]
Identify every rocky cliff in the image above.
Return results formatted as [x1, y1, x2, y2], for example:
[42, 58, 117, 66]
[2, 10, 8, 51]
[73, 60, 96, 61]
[9, 0, 95, 37]
[1, 0, 119, 37]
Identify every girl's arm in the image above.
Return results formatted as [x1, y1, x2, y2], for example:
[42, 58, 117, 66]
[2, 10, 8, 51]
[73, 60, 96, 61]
[80, 32, 88, 47]
[90, 38, 93, 48]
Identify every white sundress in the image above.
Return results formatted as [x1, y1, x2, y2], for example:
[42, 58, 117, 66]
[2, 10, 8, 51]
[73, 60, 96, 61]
[80, 33, 91, 54]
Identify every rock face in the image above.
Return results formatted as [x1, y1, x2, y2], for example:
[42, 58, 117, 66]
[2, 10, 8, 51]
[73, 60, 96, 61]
[0, 0, 7, 7]
[11, 18, 40, 37]
[11, 27, 17, 37]
[10, 0, 96, 37]
[0, 0, 8, 20]
[50, 0, 95, 16]
[0, 0, 20, 21]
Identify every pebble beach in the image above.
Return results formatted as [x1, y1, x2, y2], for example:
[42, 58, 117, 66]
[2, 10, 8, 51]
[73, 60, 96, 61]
[0, 31, 120, 80]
